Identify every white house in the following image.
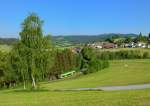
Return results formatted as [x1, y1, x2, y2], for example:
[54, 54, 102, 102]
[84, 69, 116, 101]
[148, 44, 150, 48]
[137, 42, 146, 48]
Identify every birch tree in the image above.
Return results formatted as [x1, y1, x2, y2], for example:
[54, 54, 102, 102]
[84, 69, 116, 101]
[11, 13, 53, 89]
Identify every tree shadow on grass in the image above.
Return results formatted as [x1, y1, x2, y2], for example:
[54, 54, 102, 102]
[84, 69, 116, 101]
[7, 88, 50, 93]
[14, 89, 49, 92]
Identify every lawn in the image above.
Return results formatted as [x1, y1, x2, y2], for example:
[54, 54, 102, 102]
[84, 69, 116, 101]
[0, 89, 150, 106]
[42, 59, 150, 90]
[0, 59, 150, 106]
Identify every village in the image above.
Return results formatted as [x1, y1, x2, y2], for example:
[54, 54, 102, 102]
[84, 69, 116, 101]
[87, 34, 150, 49]
[88, 41, 150, 49]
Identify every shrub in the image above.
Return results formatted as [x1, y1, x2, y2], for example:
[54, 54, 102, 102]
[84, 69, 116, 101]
[97, 50, 150, 60]
[81, 46, 109, 74]
[143, 52, 149, 59]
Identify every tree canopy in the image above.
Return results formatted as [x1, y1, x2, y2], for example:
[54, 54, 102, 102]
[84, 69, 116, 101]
[10, 13, 53, 89]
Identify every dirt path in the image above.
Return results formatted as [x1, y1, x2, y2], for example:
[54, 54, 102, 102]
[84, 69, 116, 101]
[99, 84, 150, 91]
[54, 84, 150, 91]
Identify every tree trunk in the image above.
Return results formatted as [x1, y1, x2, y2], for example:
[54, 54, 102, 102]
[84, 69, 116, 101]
[31, 73, 37, 89]
[23, 81, 26, 90]
[9, 82, 11, 88]
[23, 76, 26, 89]
[3, 82, 5, 88]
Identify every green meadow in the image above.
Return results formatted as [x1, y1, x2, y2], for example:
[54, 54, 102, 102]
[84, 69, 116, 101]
[0, 45, 12, 52]
[0, 59, 150, 106]
[0, 89, 150, 106]
[42, 59, 150, 90]
[0, 1, 150, 105]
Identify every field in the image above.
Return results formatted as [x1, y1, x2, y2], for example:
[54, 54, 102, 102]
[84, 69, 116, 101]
[0, 44, 12, 52]
[0, 59, 150, 106]
[42, 59, 150, 90]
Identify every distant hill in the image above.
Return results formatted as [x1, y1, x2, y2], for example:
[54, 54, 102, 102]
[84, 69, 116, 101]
[0, 33, 138, 46]
[0, 38, 18, 45]
[52, 33, 138, 45]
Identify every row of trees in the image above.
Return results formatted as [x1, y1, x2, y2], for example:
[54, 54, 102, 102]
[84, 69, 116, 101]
[0, 52, 9, 88]
[97, 50, 150, 60]
[0, 13, 109, 89]
[0, 48, 82, 89]
[125, 33, 149, 43]
[0, 14, 54, 89]
[48, 49, 81, 80]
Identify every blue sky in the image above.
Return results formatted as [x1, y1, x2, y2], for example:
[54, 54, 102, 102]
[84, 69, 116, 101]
[0, 0, 150, 38]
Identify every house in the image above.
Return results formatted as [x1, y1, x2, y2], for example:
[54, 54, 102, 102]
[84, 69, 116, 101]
[88, 42, 103, 49]
[102, 43, 116, 49]
[95, 45, 103, 49]
[148, 44, 150, 48]
[71, 47, 81, 53]
[124, 42, 135, 48]
[137, 42, 146, 48]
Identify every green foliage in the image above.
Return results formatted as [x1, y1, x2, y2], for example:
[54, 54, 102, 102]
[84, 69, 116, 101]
[49, 49, 81, 79]
[9, 13, 53, 89]
[97, 50, 150, 60]
[0, 51, 18, 89]
[80, 45, 109, 74]
[143, 52, 149, 58]
[0, 52, 7, 83]
[125, 37, 132, 43]
[42, 59, 150, 90]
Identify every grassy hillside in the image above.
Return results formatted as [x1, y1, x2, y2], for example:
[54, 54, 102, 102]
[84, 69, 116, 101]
[0, 45, 12, 52]
[42, 59, 150, 90]
[0, 34, 138, 46]
[52, 33, 138, 45]
[0, 59, 150, 106]
[0, 38, 18, 45]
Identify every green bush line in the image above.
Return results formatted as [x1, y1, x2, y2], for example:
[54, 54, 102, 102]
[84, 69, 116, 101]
[97, 50, 150, 60]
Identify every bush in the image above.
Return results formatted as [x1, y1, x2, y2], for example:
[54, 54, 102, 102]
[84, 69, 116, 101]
[143, 52, 149, 59]
[97, 50, 150, 60]
[81, 46, 109, 74]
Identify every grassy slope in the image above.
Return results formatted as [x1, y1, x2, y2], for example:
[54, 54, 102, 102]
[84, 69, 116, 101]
[0, 59, 150, 106]
[42, 59, 150, 90]
[0, 89, 150, 106]
[0, 44, 12, 52]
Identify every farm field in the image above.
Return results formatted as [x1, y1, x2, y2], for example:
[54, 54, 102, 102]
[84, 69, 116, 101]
[42, 59, 150, 90]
